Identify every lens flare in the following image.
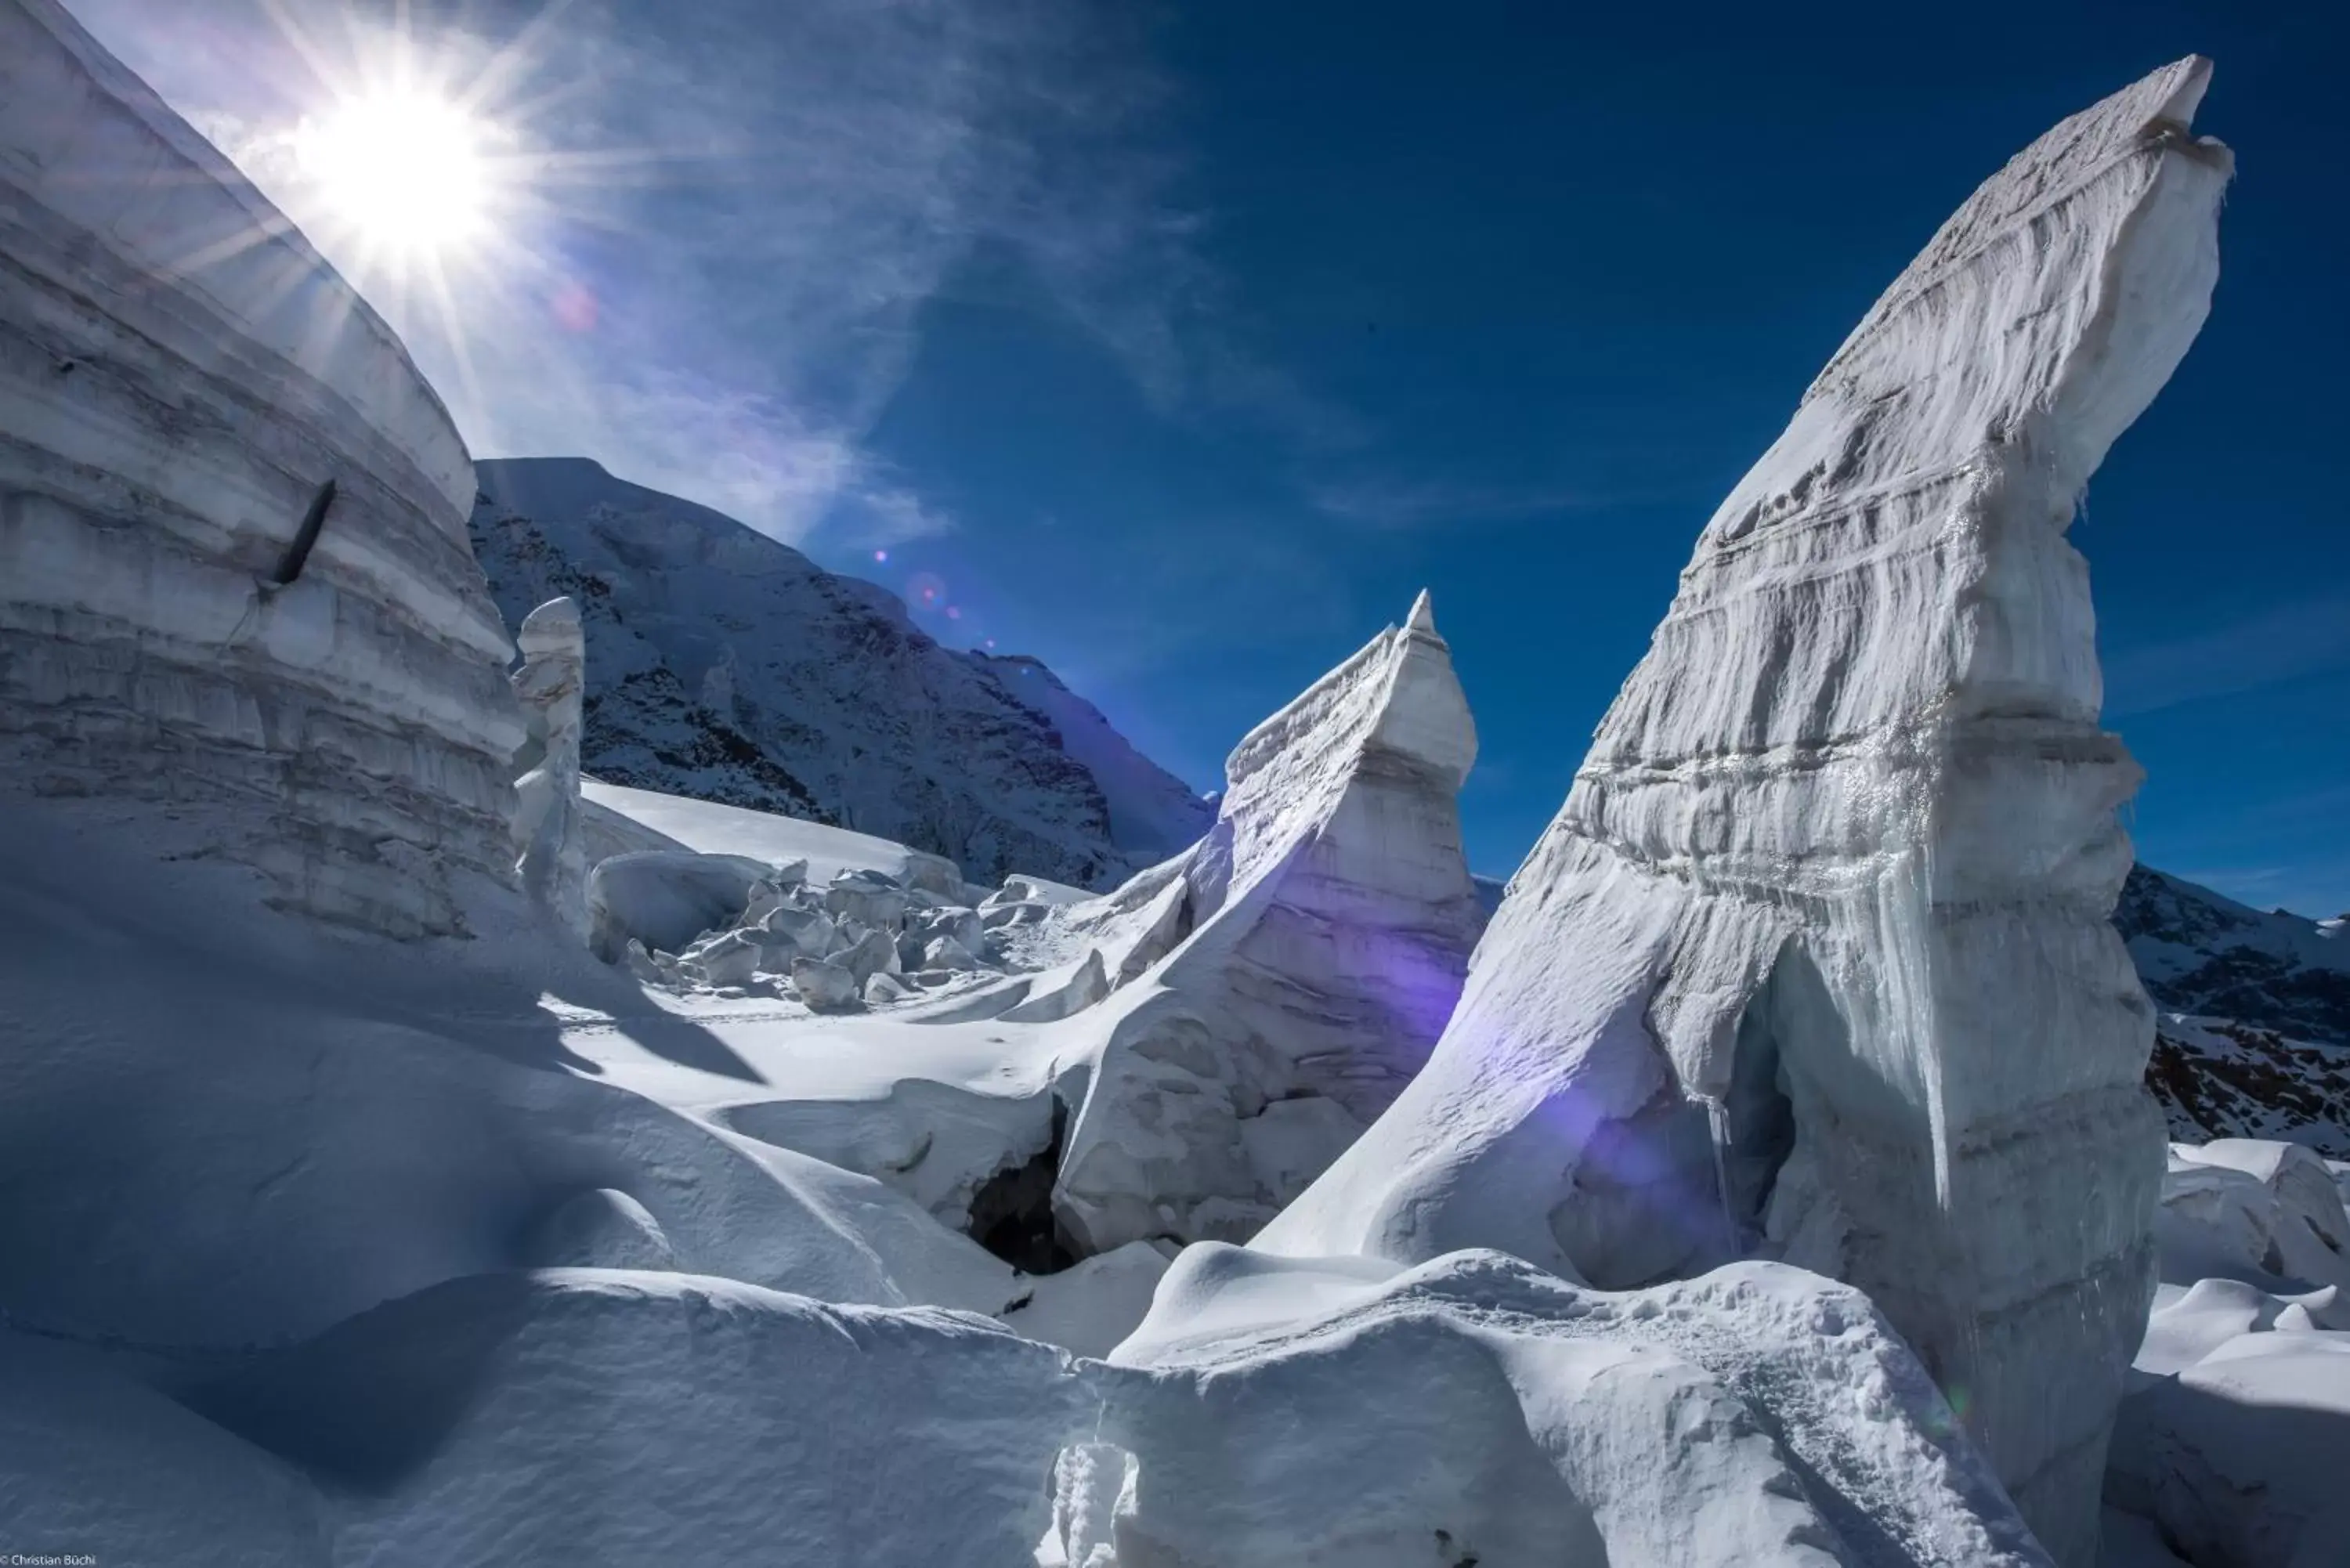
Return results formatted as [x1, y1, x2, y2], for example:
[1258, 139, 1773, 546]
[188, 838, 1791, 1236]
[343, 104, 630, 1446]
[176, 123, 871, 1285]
[906, 572, 946, 610]
[296, 87, 498, 258]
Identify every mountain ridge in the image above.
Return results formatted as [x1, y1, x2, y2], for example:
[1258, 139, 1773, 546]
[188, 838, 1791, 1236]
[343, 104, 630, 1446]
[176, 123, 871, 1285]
[468, 457, 1212, 890]
[2115, 862, 2350, 1157]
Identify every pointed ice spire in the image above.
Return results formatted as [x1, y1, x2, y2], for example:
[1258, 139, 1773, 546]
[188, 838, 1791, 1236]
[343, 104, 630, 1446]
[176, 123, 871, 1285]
[1405, 588, 1437, 635]
[1050, 600, 1486, 1256]
[1264, 57, 2232, 1568]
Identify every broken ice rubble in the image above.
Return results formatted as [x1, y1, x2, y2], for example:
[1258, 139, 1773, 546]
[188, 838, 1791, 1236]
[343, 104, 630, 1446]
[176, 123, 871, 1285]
[1267, 56, 2233, 1567]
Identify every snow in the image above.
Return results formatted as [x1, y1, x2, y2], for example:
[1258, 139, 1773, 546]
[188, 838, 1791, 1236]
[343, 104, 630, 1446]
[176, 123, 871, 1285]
[472, 457, 1212, 888]
[1266, 60, 2232, 1568]
[585, 777, 966, 894]
[2107, 1139, 2350, 1568]
[0, 771, 2063, 1566]
[584, 847, 773, 961]
[7, 20, 2341, 1568]
[1106, 1249, 2047, 1567]
[12, 1255, 2052, 1566]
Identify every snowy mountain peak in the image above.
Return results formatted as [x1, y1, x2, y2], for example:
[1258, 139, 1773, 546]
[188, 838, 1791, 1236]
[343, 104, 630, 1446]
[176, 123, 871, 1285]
[2119, 864, 2350, 1050]
[468, 457, 1211, 888]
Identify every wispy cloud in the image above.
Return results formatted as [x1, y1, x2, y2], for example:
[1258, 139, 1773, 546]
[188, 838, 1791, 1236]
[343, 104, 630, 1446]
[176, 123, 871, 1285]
[60, 0, 1216, 549]
[1305, 474, 1643, 529]
[2105, 589, 2350, 717]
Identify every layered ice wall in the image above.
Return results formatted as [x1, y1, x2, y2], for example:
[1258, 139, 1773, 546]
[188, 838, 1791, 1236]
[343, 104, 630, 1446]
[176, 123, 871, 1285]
[1052, 593, 1486, 1252]
[0, 0, 522, 936]
[1264, 59, 2231, 1565]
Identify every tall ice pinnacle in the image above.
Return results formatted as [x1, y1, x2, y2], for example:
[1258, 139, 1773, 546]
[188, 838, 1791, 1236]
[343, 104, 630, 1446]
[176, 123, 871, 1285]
[1263, 60, 2232, 1566]
[1050, 594, 1486, 1252]
[510, 598, 588, 938]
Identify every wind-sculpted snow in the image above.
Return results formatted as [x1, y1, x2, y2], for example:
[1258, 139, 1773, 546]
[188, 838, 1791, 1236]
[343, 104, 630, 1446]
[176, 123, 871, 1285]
[0, 0, 524, 938]
[468, 457, 1212, 890]
[1047, 593, 1487, 1253]
[2107, 1140, 2350, 1568]
[7, 1256, 2048, 1567]
[1267, 59, 2232, 1566]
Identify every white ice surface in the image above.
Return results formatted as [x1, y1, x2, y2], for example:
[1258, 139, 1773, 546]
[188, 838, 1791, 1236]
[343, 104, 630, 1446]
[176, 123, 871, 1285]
[1267, 59, 2232, 1568]
[1043, 593, 1486, 1253]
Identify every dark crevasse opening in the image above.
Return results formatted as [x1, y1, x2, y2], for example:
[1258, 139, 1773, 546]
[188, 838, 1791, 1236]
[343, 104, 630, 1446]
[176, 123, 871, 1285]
[1719, 971, 1799, 1249]
[967, 1097, 1077, 1275]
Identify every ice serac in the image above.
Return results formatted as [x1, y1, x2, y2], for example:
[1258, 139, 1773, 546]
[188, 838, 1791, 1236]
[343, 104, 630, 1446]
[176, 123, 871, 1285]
[509, 598, 588, 938]
[1264, 60, 2232, 1566]
[1052, 594, 1484, 1252]
[0, 0, 524, 937]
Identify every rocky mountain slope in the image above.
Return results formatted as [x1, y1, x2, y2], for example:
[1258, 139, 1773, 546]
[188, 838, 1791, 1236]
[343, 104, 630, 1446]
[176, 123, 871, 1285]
[2117, 864, 2350, 1157]
[467, 458, 1211, 890]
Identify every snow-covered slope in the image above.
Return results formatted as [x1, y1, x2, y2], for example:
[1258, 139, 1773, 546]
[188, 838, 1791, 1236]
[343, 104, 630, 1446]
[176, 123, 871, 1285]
[1268, 60, 2231, 1568]
[468, 458, 1210, 889]
[0, 0, 523, 938]
[2115, 865, 2349, 1158]
[966, 650, 1210, 863]
[0, 775, 2053, 1568]
[2119, 863, 2349, 1046]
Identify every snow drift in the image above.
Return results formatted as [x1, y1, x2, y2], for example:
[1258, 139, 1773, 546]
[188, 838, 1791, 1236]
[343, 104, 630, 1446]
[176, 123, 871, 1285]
[2108, 1139, 2350, 1568]
[5, 1258, 2052, 1567]
[1266, 58, 2233, 1566]
[0, 0, 524, 938]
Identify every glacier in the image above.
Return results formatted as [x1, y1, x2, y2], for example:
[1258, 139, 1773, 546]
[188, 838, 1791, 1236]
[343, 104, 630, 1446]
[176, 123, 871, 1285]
[1265, 57, 2233, 1566]
[5, 9, 2338, 1566]
[0, 0, 524, 938]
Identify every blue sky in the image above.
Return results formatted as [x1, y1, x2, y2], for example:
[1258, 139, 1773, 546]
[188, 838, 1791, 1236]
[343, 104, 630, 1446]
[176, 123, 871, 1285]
[74, 0, 2347, 916]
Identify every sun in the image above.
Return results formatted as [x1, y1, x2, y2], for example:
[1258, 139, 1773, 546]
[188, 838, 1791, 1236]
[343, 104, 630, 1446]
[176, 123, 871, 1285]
[295, 86, 498, 259]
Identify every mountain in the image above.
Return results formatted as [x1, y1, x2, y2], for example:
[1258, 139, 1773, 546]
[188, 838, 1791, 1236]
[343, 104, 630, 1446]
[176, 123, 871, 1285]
[2117, 864, 2350, 1157]
[467, 459, 1211, 890]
